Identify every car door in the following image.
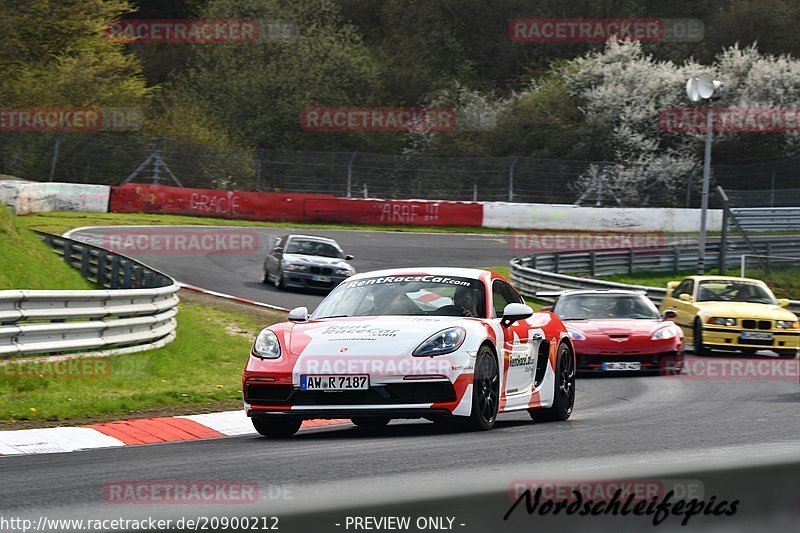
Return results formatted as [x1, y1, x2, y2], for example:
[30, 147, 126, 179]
[265, 236, 286, 280]
[492, 280, 539, 408]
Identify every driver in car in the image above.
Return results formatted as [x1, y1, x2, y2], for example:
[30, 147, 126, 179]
[453, 287, 480, 317]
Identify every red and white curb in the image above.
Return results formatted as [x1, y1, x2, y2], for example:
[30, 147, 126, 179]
[0, 411, 349, 456]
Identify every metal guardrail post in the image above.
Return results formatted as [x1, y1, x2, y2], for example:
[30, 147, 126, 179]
[123, 261, 133, 288]
[110, 255, 120, 289]
[553, 254, 559, 273]
[628, 250, 634, 275]
[589, 252, 596, 277]
[719, 205, 728, 275]
[63, 241, 73, 267]
[80, 247, 90, 278]
[673, 248, 680, 272]
[96, 251, 107, 286]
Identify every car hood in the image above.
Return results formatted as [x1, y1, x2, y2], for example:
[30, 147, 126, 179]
[288, 316, 471, 356]
[694, 301, 797, 320]
[282, 253, 351, 269]
[565, 318, 664, 336]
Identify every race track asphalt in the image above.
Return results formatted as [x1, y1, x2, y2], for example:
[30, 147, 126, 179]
[3, 225, 796, 531]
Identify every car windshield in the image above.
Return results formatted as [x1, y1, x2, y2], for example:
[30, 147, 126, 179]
[554, 294, 660, 320]
[313, 275, 486, 318]
[285, 239, 343, 258]
[696, 280, 776, 304]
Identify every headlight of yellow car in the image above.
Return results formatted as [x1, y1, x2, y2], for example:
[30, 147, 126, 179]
[776, 320, 800, 329]
[708, 317, 736, 327]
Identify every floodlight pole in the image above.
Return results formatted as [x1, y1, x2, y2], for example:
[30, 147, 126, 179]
[697, 107, 713, 274]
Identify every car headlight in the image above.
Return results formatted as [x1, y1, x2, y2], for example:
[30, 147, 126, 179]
[708, 317, 736, 326]
[413, 327, 466, 357]
[567, 328, 587, 341]
[776, 320, 800, 329]
[652, 325, 677, 340]
[252, 329, 281, 359]
[334, 268, 354, 276]
[284, 264, 308, 272]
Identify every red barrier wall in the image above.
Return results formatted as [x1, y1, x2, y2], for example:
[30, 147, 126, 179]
[110, 184, 483, 227]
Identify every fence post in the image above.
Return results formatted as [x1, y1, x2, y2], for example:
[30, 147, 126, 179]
[473, 182, 478, 202]
[255, 147, 264, 191]
[766, 242, 772, 270]
[96, 251, 107, 287]
[507, 156, 518, 202]
[48, 131, 62, 182]
[770, 165, 776, 207]
[719, 206, 728, 275]
[80, 246, 90, 278]
[346, 152, 357, 198]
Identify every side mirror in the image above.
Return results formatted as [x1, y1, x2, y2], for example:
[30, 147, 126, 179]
[779, 298, 790, 308]
[287, 306, 308, 322]
[662, 309, 678, 320]
[501, 302, 534, 328]
[679, 293, 693, 302]
[345, 254, 355, 260]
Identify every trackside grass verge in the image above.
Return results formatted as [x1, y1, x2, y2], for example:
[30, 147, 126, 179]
[15, 211, 704, 238]
[0, 204, 94, 290]
[0, 291, 285, 429]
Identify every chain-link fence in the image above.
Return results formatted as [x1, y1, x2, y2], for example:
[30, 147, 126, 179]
[2, 132, 800, 206]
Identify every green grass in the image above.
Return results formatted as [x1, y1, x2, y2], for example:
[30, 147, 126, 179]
[601, 267, 800, 300]
[0, 300, 285, 427]
[16, 211, 708, 239]
[0, 204, 94, 290]
[17, 211, 515, 236]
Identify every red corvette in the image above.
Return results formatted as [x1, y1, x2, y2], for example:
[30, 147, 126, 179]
[547, 289, 684, 374]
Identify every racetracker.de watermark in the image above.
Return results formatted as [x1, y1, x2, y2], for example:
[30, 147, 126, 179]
[300, 108, 456, 132]
[0, 108, 142, 132]
[662, 357, 799, 380]
[103, 480, 292, 504]
[510, 232, 688, 253]
[0, 358, 111, 379]
[661, 108, 800, 133]
[508, 18, 704, 43]
[104, 19, 297, 44]
[101, 229, 261, 255]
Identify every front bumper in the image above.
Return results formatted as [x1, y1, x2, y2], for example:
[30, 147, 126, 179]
[701, 325, 800, 353]
[280, 271, 350, 291]
[243, 379, 461, 418]
[577, 351, 683, 373]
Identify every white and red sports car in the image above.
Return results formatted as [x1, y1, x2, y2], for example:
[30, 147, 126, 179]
[242, 268, 575, 437]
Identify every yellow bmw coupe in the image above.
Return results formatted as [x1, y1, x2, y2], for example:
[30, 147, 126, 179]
[659, 276, 799, 357]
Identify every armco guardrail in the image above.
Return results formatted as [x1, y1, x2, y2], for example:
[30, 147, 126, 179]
[731, 207, 800, 232]
[510, 237, 800, 313]
[0, 232, 179, 357]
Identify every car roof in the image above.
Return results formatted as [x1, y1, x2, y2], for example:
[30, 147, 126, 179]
[683, 275, 767, 284]
[558, 289, 648, 296]
[347, 267, 490, 281]
[284, 234, 340, 245]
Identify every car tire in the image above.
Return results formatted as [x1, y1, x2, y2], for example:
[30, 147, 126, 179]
[351, 416, 391, 428]
[529, 341, 575, 422]
[693, 320, 709, 356]
[273, 269, 284, 290]
[463, 345, 500, 431]
[262, 270, 270, 284]
[775, 349, 799, 359]
[251, 416, 302, 438]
